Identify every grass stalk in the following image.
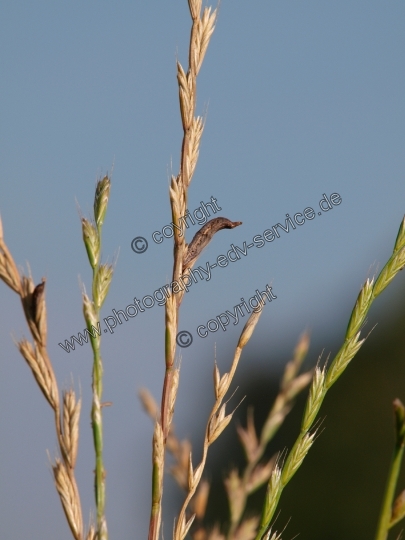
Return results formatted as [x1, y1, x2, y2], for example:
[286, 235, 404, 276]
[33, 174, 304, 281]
[148, 3, 219, 539]
[225, 333, 312, 539]
[255, 216, 405, 540]
[81, 174, 113, 540]
[375, 399, 405, 540]
[0, 216, 85, 539]
[173, 307, 265, 540]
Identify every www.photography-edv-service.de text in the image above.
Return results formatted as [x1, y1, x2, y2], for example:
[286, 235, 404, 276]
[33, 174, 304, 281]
[58, 192, 342, 352]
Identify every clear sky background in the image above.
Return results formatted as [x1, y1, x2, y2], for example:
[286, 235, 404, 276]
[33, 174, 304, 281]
[1, 2, 404, 539]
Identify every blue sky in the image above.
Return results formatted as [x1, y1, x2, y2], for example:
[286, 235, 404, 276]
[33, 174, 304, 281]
[1, 2, 404, 538]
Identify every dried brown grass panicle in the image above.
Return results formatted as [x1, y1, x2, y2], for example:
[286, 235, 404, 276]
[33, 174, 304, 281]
[148, 2, 245, 539]
[140, 387, 211, 537]
[173, 306, 265, 540]
[53, 459, 84, 539]
[143, 330, 308, 539]
[0, 214, 22, 294]
[0, 219, 86, 540]
[224, 333, 312, 539]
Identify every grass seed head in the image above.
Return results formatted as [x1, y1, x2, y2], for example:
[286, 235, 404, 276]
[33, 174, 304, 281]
[282, 331, 310, 388]
[93, 263, 114, 310]
[186, 116, 204, 185]
[262, 465, 282, 526]
[177, 62, 193, 130]
[224, 468, 247, 526]
[213, 363, 221, 399]
[194, 7, 217, 74]
[326, 332, 365, 388]
[0, 234, 21, 293]
[247, 458, 276, 494]
[168, 368, 180, 429]
[193, 479, 210, 520]
[208, 404, 233, 444]
[374, 245, 405, 297]
[139, 388, 160, 420]
[393, 398, 405, 445]
[53, 459, 83, 540]
[32, 278, 47, 345]
[94, 175, 111, 229]
[82, 293, 98, 332]
[82, 218, 100, 269]
[346, 278, 374, 340]
[179, 513, 196, 540]
[302, 366, 326, 432]
[17, 339, 58, 410]
[238, 307, 264, 349]
[282, 431, 316, 485]
[188, 0, 202, 20]
[234, 517, 260, 540]
[284, 371, 313, 403]
[391, 489, 405, 528]
[86, 525, 96, 540]
[237, 407, 259, 463]
[393, 215, 405, 253]
[63, 389, 81, 468]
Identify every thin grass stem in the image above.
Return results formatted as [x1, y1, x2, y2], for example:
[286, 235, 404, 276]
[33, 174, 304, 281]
[375, 399, 405, 540]
[82, 174, 113, 540]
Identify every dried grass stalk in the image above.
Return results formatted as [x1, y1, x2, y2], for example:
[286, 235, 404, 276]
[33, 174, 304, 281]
[0, 220, 85, 539]
[148, 5, 223, 539]
[225, 333, 312, 538]
[173, 307, 265, 540]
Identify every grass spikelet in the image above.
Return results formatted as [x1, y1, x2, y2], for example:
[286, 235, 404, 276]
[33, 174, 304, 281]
[194, 7, 217, 74]
[93, 263, 113, 310]
[86, 524, 96, 540]
[233, 517, 261, 540]
[346, 278, 374, 339]
[186, 116, 204, 184]
[393, 216, 405, 253]
[281, 431, 316, 485]
[238, 307, 264, 349]
[262, 465, 282, 527]
[53, 459, 83, 540]
[325, 332, 364, 388]
[302, 365, 326, 432]
[373, 245, 405, 297]
[139, 388, 160, 420]
[82, 218, 100, 270]
[188, 0, 202, 20]
[0, 220, 21, 294]
[224, 469, 245, 526]
[17, 338, 59, 410]
[94, 175, 111, 229]
[63, 389, 81, 468]
[193, 479, 210, 520]
[20, 274, 45, 345]
[177, 61, 193, 130]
